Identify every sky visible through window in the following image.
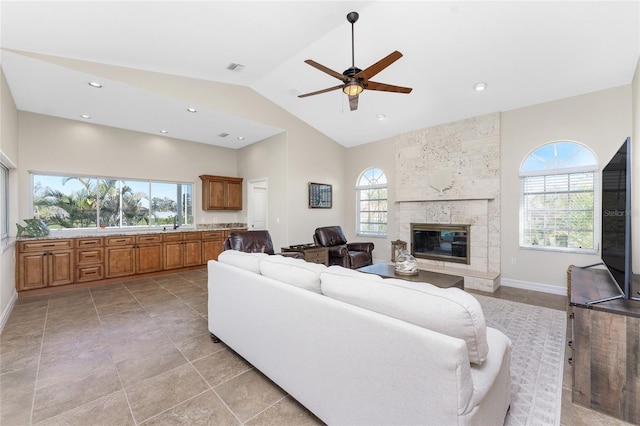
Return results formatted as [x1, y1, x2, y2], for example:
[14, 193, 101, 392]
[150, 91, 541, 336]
[521, 142, 597, 173]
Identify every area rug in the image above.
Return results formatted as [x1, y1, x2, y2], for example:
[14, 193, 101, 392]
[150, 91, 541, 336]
[474, 295, 567, 426]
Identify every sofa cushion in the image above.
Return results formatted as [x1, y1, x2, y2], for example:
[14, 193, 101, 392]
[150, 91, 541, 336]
[320, 273, 489, 364]
[324, 265, 384, 281]
[217, 250, 269, 274]
[260, 255, 327, 294]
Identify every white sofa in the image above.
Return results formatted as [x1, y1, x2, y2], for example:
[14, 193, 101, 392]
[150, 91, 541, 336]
[208, 251, 512, 425]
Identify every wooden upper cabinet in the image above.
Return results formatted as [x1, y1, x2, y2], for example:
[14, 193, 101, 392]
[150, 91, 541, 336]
[199, 175, 243, 210]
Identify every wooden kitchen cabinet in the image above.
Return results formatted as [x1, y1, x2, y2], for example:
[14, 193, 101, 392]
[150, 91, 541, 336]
[163, 232, 202, 269]
[135, 234, 163, 274]
[105, 236, 136, 278]
[199, 175, 243, 210]
[16, 229, 244, 295]
[183, 232, 203, 266]
[201, 229, 247, 264]
[75, 237, 104, 282]
[16, 239, 74, 291]
[201, 230, 225, 264]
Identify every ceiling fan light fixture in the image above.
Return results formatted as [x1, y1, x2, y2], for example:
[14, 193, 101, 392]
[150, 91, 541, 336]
[343, 81, 363, 96]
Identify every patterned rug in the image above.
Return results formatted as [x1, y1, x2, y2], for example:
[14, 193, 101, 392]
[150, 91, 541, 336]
[474, 295, 567, 426]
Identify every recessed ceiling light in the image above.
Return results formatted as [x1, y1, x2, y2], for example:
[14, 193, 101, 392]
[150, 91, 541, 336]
[88, 81, 103, 88]
[80, 114, 91, 119]
[377, 114, 386, 121]
[187, 108, 197, 113]
[474, 82, 487, 92]
[160, 130, 168, 134]
[237, 136, 245, 140]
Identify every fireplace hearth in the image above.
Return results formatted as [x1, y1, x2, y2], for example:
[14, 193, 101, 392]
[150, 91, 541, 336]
[411, 223, 470, 265]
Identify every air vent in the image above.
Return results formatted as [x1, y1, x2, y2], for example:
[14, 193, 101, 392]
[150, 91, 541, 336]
[218, 132, 230, 138]
[226, 63, 245, 72]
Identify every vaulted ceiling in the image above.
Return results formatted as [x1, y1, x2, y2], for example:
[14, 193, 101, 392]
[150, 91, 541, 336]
[2, 1, 639, 148]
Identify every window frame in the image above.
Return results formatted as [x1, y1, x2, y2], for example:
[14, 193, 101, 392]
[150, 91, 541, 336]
[356, 167, 388, 238]
[519, 142, 598, 254]
[31, 172, 194, 232]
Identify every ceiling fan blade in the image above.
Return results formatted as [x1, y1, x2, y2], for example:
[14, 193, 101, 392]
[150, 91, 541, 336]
[355, 50, 403, 81]
[366, 81, 413, 94]
[304, 60, 347, 81]
[298, 84, 344, 98]
[349, 95, 359, 111]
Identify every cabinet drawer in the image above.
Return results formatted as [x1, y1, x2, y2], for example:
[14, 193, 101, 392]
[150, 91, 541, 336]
[76, 248, 104, 265]
[202, 231, 224, 240]
[76, 265, 104, 282]
[19, 239, 73, 252]
[136, 234, 162, 244]
[183, 232, 202, 241]
[163, 233, 183, 242]
[105, 236, 135, 246]
[75, 238, 103, 248]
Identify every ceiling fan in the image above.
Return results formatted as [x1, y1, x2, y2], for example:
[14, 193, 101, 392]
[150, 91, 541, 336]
[298, 11, 412, 111]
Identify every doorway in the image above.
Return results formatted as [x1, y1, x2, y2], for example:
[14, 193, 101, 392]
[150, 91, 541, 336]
[248, 179, 268, 230]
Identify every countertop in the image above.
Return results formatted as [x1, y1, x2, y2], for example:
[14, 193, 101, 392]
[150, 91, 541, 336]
[16, 223, 247, 241]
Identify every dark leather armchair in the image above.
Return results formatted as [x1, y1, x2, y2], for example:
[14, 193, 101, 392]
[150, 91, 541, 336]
[313, 226, 374, 269]
[224, 230, 303, 258]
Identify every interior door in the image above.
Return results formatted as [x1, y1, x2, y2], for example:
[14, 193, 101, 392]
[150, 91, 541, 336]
[248, 179, 268, 230]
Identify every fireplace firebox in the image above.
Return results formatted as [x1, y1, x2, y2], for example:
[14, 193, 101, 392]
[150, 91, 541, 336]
[411, 223, 470, 264]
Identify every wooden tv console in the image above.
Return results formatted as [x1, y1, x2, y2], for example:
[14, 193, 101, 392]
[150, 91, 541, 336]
[568, 265, 640, 424]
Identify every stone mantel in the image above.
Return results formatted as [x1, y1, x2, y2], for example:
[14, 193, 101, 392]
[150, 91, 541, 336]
[396, 196, 496, 203]
[394, 112, 501, 292]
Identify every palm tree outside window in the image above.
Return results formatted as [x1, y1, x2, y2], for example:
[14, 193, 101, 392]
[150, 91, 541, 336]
[32, 173, 192, 230]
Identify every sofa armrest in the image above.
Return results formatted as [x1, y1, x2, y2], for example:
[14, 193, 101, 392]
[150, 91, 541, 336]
[347, 242, 375, 253]
[326, 245, 349, 258]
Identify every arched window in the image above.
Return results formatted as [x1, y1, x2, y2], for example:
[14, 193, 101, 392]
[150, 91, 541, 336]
[356, 167, 388, 237]
[520, 141, 597, 251]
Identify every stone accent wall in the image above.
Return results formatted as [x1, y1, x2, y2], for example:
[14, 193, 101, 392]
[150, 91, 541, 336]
[395, 112, 501, 291]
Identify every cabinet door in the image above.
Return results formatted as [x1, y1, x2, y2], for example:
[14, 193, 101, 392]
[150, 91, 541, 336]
[17, 252, 48, 291]
[163, 241, 184, 269]
[137, 244, 163, 274]
[183, 240, 202, 266]
[49, 250, 74, 286]
[105, 246, 136, 278]
[226, 180, 243, 210]
[206, 180, 226, 210]
[202, 240, 224, 263]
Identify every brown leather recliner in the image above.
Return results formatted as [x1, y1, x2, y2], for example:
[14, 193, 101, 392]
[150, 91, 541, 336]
[313, 226, 374, 269]
[224, 230, 303, 258]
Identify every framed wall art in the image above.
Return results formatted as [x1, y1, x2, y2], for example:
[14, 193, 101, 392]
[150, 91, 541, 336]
[308, 182, 332, 208]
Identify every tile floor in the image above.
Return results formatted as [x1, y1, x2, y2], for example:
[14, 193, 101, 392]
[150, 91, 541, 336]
[0, 269, 633, 425]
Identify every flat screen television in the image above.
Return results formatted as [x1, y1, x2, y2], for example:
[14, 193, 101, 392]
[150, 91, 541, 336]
[593, 137, 636, 303]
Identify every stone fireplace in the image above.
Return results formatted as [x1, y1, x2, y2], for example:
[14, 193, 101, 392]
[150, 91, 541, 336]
[411, 223, 470, 264]
[395, 112, 501, 291]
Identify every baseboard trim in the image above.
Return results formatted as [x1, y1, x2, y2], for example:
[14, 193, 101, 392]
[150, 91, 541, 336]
[0, 290, 18, 333]
[501, 278, 567, 296]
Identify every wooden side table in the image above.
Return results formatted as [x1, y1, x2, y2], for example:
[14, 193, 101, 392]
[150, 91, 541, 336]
[281, 245, 329, 266]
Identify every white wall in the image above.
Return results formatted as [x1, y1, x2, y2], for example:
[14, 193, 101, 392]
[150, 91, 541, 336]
[0, 68, 19, 328]
[17, 112, 240, 226]
[632, 56, 640, 273]
[19, 53, 347, 247]
[237, 132, 289, 249]
[344, 137, 396, 263]
[501, 85, 632, 290]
